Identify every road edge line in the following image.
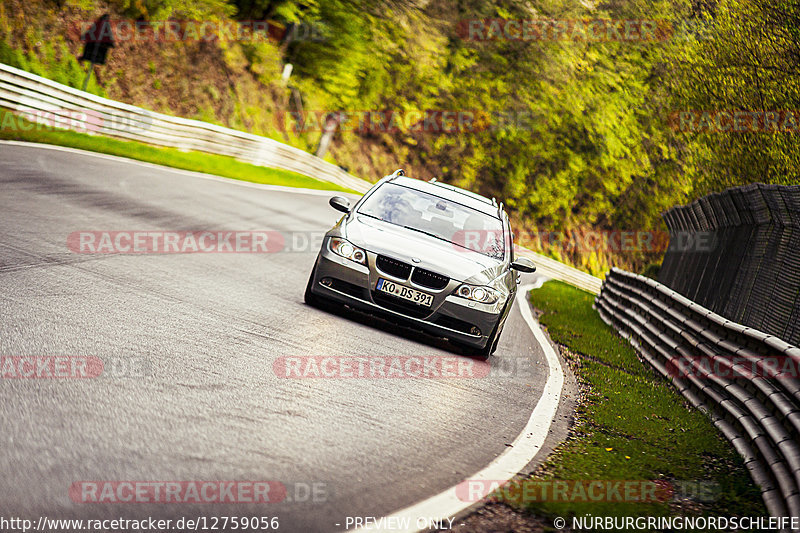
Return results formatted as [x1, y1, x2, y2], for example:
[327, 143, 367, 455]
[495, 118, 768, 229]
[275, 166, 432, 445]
[351, 281, 564, 532]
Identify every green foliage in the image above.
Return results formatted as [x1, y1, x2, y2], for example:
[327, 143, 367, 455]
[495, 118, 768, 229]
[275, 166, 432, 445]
[107, 0, 234, 19]
[0, 38, 105, 96]
[664, 0, 800, 194]
[239, 40, 282, 84]
[2, 0, 798, 275]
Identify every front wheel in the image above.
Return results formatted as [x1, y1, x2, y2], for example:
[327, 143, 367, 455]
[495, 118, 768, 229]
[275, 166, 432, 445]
[454, 317, 503, 359]
[476, 321, 502, 358]
[304, 263, 322, 307]
[472, 300, 511, 358]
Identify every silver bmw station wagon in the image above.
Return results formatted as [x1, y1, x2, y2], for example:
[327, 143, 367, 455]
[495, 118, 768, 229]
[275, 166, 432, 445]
[304, 169, 536, 357]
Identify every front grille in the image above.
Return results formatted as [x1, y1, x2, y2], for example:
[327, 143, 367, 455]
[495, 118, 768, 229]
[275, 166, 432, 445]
[376, 255, 412, 279]
[371, 291, 432, 319]
[411, 268, 450, 290]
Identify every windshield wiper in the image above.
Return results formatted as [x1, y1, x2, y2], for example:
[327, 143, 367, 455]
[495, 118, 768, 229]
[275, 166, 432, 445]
[401, 225, 446, 242]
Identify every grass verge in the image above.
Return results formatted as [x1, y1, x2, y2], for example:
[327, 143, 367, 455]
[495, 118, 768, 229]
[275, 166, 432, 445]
[0, 108, 359, 193]
[506, 280, 763, 519]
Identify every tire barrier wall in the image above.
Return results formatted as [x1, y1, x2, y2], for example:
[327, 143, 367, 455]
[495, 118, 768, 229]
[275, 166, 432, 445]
[659, 184, 800, 346]
[596, 267, 800, 518]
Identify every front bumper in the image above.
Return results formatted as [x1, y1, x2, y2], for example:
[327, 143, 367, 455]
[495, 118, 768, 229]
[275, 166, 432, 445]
[307, 246, 507, 349]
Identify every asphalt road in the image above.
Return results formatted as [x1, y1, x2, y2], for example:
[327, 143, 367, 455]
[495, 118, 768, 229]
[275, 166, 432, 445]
[0, 143, 574, 532]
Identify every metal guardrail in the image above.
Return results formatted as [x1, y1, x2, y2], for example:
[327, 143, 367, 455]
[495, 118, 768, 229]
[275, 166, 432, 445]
[516, 248, 602, 295]
[0, 63, 371, 193]
[0, 62, 603, 294]
[596, 267, 800, 518]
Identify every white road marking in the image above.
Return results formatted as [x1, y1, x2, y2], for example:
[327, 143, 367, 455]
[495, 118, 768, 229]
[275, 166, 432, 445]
[2, 140, 567, 530]
[350, 279, 564, 532]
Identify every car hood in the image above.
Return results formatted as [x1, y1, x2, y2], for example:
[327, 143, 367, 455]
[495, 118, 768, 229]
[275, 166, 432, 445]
[344, 215, 505, 284]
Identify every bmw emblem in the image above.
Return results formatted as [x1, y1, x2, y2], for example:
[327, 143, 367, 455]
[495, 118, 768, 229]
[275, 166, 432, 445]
[411, 257, 421, 263]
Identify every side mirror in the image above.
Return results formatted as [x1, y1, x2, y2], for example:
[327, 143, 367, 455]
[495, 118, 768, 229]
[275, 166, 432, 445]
[510, 257, 536, 273]
[329, 196, 351, 213]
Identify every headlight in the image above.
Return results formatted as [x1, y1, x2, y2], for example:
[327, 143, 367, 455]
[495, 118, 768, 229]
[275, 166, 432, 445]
[455, 284, 499, 304]
[329, 237, 366, 265]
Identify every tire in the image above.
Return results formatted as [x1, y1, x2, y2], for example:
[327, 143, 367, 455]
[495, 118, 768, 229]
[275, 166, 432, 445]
[487, 327, 502, 354]
[474, 299, 511, 358]
[304, 263, 322, 307]
[476, 321, 502, 358]
[454, 317, 502, 359]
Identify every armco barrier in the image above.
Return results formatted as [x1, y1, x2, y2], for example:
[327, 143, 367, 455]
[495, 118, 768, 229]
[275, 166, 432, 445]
[596, 267, 800, 518]
[0, 63, 371, 193]
[516, 247, 602, 294]
[0, 62, 603, 295]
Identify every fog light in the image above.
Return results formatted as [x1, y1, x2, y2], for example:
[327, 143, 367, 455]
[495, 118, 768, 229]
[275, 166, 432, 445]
[469, 326, 481, 336]
[321, 278, 333, 287]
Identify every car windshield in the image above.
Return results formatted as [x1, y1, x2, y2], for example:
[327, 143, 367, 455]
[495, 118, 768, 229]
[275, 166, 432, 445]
[357, 182, 505, 259]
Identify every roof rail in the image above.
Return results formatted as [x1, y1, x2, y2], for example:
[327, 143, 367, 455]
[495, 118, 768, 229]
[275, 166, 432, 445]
[384, 169, 405, 181]
[497, 202, 504, 217]
[429, 177, 437, 183]
[386, 169, 404, 181]
[491, 197, 497, 207]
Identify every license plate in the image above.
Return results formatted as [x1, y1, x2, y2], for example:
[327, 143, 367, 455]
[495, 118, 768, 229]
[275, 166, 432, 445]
[376, 278, 433, 307]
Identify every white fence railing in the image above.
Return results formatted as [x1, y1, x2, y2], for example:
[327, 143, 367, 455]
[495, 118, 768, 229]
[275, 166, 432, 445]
[0, 63, 370, 193]
[0, 62, 602, 294]
[516, 249, 602, 294]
